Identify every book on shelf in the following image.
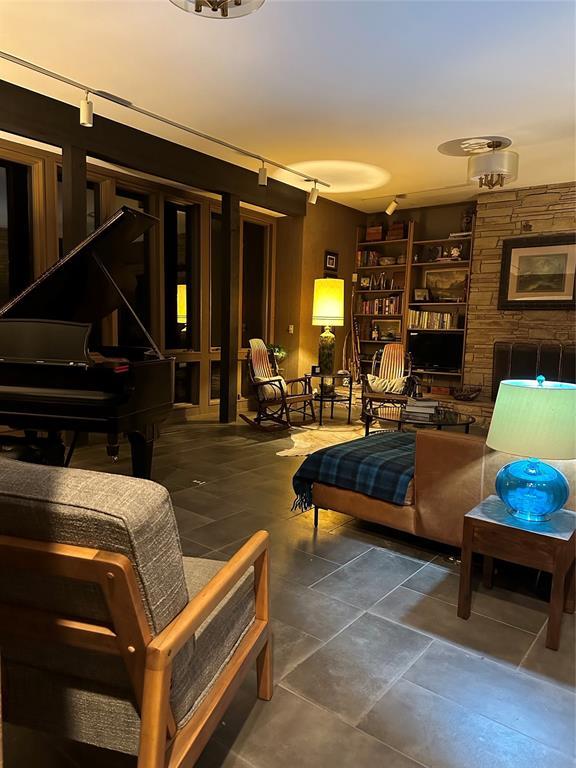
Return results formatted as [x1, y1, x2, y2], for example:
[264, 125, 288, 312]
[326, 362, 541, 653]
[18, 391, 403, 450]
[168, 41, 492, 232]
[408, 309, 454, 330]
[360, 295, 402, 316]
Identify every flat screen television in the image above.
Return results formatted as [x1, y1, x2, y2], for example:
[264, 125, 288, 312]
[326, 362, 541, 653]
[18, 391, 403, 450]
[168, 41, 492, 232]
[408, 331, 463, 373]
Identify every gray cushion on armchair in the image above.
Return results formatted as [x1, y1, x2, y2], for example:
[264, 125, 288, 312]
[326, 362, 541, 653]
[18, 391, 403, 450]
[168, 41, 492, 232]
[0, 459, 255, 755]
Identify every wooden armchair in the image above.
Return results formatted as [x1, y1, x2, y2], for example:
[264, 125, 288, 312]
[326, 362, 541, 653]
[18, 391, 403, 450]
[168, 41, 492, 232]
[0, 459, 272, 768]
[240, 338, 316, 431]
[361, 342, 417, 435]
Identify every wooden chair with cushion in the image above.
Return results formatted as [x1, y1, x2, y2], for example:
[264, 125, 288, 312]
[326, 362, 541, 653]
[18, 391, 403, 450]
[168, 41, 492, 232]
[361, 342, 417, 432]
[0, 459, 271, 768]
[240, 338, 316, 431]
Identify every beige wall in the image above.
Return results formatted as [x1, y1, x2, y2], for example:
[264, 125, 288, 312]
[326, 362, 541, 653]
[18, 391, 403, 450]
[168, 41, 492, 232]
[274, 197, 365, 379]
[464, 182, 576, 396]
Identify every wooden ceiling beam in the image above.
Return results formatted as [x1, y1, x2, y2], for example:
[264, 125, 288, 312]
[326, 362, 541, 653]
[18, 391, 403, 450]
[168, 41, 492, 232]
[0, 80, 307, 217]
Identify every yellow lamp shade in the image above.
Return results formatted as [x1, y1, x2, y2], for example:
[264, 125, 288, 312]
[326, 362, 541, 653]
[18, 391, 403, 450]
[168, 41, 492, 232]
[177, 284, 187, 324]
[312, 278, 345, 327]
[486, 379, 576, 461]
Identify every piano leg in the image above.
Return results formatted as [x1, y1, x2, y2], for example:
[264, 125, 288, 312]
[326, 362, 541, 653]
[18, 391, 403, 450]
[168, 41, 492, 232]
[128, 430, 155, 479]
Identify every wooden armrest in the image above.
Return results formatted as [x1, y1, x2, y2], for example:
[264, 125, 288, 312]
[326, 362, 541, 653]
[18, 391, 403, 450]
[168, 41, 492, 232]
[146, 531, 269, 670]
[285, 377, 307, 384]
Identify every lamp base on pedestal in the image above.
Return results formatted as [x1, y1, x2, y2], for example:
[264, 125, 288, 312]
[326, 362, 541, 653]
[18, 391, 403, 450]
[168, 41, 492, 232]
[318, 326, 336, 375]
[495, 458, 570, 523]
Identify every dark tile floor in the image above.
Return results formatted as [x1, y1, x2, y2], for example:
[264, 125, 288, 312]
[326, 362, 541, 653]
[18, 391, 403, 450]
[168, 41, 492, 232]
[4, 417, 576, 768]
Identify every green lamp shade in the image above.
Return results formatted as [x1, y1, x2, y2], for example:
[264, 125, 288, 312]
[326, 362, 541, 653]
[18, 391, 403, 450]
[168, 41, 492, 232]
[486, 379, 576, 461]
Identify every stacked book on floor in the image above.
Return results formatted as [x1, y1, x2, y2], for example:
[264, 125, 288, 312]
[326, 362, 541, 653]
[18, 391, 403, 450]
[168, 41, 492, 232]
[404, 398, 439, 422]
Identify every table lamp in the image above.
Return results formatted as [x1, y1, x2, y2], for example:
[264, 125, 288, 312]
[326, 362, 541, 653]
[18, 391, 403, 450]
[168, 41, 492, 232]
[312, 278, 344, 375]
[486, 376, 576, 523]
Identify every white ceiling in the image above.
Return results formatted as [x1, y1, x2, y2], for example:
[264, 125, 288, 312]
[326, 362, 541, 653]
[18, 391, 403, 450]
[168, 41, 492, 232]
[1, 0, 574, 212]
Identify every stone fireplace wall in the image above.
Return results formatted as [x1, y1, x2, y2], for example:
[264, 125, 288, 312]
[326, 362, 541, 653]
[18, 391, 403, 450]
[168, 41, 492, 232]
[464, 181, 576, 397]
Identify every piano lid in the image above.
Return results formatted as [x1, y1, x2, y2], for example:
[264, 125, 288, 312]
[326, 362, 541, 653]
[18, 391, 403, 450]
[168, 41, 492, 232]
[0, 207, 158, 324]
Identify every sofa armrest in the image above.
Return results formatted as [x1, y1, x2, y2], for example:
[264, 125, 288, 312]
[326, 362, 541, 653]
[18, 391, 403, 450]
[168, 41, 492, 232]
[414, 431, 494, 546]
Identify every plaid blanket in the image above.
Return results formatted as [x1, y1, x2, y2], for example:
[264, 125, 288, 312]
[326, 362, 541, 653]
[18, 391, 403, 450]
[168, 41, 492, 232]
[292, 431, 416, 511]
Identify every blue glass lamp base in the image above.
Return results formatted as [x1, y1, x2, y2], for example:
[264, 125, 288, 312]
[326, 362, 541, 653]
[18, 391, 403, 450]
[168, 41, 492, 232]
[495, 458, 570, 523]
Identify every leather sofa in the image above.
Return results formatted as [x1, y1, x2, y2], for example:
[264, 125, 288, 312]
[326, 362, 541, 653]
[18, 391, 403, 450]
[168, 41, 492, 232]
[312, 430, 576, 547]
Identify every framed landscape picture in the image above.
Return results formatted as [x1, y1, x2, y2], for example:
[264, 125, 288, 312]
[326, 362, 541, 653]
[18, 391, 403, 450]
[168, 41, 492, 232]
[498, 234, 576, 310]
[424, 268, 468, 302]
[373, 318, 401, 340]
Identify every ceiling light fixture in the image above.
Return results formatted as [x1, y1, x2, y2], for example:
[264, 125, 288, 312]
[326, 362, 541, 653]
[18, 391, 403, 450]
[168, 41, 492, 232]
[258, 161, 268, 187]
[385, 198, 398, 216]
[467, 141, 519, 190]
[309, 183, 319, 205]
[169, 0, 266, 18]
[0, 50, 329, 195]
[79, 90, 93, 128]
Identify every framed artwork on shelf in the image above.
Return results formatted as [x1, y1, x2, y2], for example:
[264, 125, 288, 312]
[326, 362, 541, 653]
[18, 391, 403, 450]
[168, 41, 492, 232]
[424, 268, 468, 302]
[324, 250, 339, 273]
[498, 234, 576, 310]
[372, 319, 401, 340]
[359, 276, 371, 289]
[414, 288, 430, 302]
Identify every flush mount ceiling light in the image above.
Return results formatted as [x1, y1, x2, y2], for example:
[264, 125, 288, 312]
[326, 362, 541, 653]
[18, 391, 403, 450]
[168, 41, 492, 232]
[438, 135, 519, 190]
[168, 0, 266, 17]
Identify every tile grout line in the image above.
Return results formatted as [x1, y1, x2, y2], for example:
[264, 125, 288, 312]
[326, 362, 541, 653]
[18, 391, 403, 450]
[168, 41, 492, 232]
[351, 636, 434, 728]
[397, 677, 576, 761]
[517, 620, 547, 670]
[277, 682, 432, 768]
[397, 585, 540, 637]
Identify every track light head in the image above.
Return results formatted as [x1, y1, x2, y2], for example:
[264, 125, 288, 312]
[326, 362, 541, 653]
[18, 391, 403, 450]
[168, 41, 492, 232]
[80, 91, 93, 128]
[385, 198, 398, 216]
[309, 183, 319, 205]
[258, 163, 268, 187]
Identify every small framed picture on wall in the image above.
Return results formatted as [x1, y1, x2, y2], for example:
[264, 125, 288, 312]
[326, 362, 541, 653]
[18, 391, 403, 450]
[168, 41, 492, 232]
[324, 250, 339, 274]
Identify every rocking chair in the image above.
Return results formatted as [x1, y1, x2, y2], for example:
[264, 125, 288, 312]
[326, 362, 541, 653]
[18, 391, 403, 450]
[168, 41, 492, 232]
[361, 342, 417, 435]
[240, 339, 316, 431]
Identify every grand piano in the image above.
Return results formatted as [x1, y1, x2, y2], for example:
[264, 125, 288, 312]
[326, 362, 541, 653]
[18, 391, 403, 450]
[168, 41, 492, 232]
[0, 206, 174, 478]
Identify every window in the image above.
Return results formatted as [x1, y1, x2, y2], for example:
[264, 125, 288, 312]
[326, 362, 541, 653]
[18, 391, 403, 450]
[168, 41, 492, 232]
[210, 212, 223, 349]
[114, 189, 150, 347]
[174, 362, 200, 405]
[164, 202, 200, 350]
[0, 160, 33, 306]
[242, 221, 268, 347]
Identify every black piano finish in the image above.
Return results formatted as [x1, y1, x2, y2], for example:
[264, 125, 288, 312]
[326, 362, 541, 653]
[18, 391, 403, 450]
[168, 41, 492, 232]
[0, 207, 174, 478]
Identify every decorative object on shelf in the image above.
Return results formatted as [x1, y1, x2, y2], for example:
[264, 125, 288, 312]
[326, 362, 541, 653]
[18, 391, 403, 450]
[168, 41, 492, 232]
[312, 278, 345, 375]
[359, 276, 371, 290]
[365, 225, 384, 242]
[451, 386, 481, 401]
[324, 250, 339, 274]
[386, 221, 407, 240]
[449, 244, 463, 260]
[486, 376, 576, 522]
[497, 234, 576, 310]
[424, 268, 468, 301]
[373, 319, 401, 340]
[379, 255, 397, 266]
[267, 343, 287, 363]
[169, 0, 266, 17]
[413, 288, 430, 302]
[371, 325, 379, 341]
[396, 254, 407, 265]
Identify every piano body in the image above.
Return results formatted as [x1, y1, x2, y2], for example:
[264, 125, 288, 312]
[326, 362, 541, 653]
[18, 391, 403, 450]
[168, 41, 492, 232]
[0, 207, 174, 478]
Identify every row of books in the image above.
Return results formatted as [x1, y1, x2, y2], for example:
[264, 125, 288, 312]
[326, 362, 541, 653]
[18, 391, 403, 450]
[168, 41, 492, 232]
[404, 398, 439, 422]
[359, 296, 402, 316]
[408, 309, 454, 330]
[356, 250, 383, 267]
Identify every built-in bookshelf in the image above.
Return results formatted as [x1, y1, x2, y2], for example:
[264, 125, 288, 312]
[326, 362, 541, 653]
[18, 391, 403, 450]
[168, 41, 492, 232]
[353, 202, 476, 389]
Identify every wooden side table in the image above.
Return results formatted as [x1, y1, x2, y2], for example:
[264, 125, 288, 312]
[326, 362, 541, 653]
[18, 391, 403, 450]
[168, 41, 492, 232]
[457, 496, 576, 651]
